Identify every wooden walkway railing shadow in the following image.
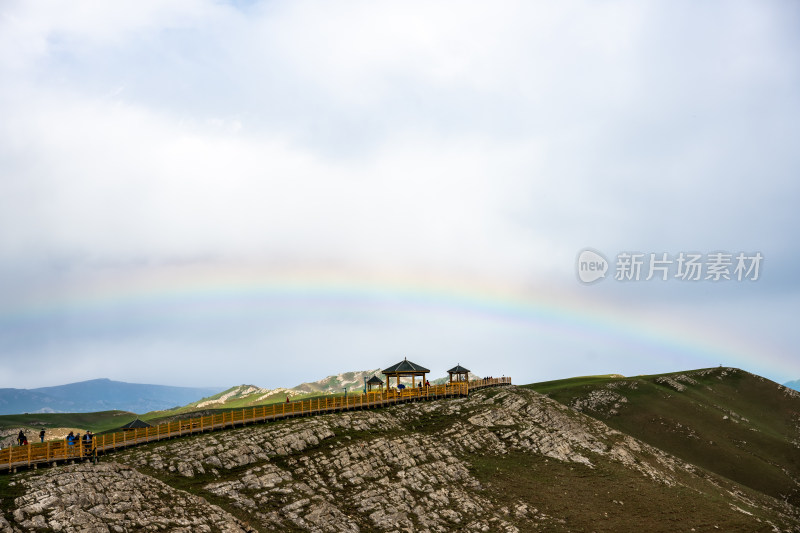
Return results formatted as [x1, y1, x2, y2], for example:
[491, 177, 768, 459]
[0, 377, 511, 473]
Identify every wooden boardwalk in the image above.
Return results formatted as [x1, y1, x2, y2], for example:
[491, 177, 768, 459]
[0, 377, 511, 473]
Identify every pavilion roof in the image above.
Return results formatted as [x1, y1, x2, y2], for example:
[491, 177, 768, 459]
[120, 418, 151, 429]
[382, 357, 430, 374]
[447, 364, 471, 374]
[366, 375, 384, 384]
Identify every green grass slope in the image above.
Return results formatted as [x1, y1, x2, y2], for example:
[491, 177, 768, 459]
[526, 367, 800, 506]
[0, 410, 139, 433]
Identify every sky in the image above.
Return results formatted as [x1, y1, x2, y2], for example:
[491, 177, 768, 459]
[1, 1, 798, 389]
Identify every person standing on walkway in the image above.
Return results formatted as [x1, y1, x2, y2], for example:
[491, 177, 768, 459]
[39, 429, 45, 443]
[83, 432, 92, 456]
[17, 430, 25, 446]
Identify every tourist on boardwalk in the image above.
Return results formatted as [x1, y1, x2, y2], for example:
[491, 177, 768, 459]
[83, 432, 93, 456]
[17, 430, 25, 446]
[67, 431, 75, 446]
[39, 429, 45, 443]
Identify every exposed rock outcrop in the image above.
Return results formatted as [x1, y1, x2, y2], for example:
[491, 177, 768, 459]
[6, 462, 252, 532]
[2, 384, 798, 532]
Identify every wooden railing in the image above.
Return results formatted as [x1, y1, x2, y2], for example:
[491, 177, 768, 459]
[0, 377, 511, 472]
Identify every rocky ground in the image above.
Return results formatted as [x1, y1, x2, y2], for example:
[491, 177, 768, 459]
[1, 385, 798, 532]
[4, 463, 251, 532]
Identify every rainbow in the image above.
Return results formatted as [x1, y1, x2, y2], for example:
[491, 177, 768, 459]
[0, 263, 793, 382]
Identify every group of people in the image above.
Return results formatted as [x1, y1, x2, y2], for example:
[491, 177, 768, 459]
[10, 430, 39, 447]
[14, 429, 48, 446]
[66, 430, 94, 448]
[11, 429, 94, 452]
[397, 380, 431, 390]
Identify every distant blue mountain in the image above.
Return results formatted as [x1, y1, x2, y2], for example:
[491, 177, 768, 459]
[0, 379, 224, 415]
[784, 380, 800, 392]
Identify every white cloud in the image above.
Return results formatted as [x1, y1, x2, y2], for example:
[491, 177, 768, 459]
[1, 1, 799, 388]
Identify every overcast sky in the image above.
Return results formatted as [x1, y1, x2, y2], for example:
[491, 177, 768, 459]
[1, 1, 798, 390]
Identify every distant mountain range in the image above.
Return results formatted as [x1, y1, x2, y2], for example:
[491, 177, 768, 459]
[784, 379, 800, 391]
[0, 379, 224, 415]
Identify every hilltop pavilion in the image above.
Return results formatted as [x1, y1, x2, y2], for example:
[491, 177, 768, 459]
[447, 364, 471, 383]
[382, 357, 430, 389]
[366, 375, 384, 391]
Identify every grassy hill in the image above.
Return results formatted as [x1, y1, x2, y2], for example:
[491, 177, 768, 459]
[526, 367, 800, 506]
[0, 410, 140, 433]
[2, 377, 798, 532]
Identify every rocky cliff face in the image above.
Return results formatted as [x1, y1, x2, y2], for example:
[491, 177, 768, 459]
[2, 385, 799, 532]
